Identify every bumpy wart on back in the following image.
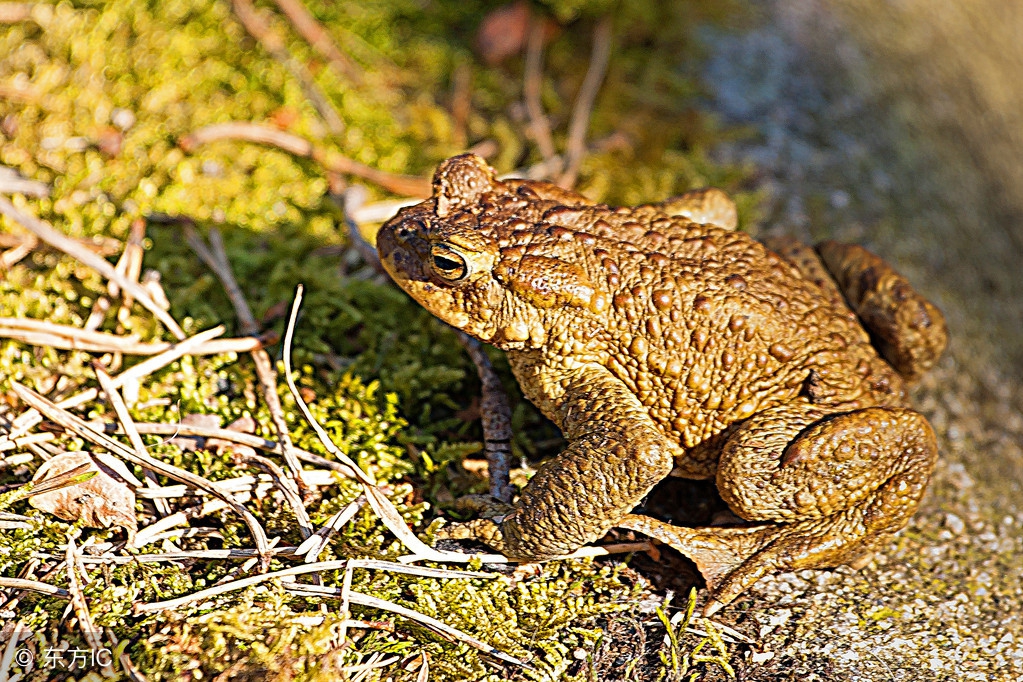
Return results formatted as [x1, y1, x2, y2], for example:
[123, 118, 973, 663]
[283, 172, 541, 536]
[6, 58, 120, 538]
[377, 154, 947, 614]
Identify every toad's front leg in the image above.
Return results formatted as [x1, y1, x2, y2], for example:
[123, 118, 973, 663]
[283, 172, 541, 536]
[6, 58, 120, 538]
[438, 369, 675, 560]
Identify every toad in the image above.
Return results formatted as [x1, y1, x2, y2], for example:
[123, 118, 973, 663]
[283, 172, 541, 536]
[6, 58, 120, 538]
[377, 154, 946, 614]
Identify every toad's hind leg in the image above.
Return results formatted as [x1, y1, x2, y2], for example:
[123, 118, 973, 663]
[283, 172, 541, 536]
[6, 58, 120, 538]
[622, 403, 937, 614]
[763, 237, 947, 382]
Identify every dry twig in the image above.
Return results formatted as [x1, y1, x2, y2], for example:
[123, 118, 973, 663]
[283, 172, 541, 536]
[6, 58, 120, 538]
[0, 196, 186, 339]
[455, 333, 514, 503]
[231, 0, 345, 134]
[179, 122, 431, 197]
[270, 0, 362, 84]
[523, 18, 558, 167]
[558, 17, 612, 189]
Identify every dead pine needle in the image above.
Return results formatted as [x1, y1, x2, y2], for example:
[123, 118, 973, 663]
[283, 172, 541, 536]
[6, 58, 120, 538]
[0, 196, 186, 339]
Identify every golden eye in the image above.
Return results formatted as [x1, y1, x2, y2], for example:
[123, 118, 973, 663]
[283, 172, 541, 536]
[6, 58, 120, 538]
[430, 244, 468, 281]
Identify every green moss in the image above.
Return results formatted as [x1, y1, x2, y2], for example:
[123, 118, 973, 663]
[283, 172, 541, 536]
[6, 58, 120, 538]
[1, 0, 753, 679]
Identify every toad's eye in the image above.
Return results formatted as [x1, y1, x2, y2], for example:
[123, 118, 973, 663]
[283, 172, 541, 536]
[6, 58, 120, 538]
[430, 244, 468, 281]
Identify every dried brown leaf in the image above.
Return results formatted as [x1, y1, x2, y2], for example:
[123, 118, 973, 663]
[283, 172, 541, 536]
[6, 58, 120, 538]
[29, 451, 138, 536]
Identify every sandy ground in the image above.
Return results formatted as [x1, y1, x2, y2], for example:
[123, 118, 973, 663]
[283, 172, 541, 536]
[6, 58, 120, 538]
[693, 1, 1023, 679]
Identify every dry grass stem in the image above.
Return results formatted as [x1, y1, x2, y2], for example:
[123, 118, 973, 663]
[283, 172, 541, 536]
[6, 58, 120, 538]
[296, 496, 366, 561]
[184, 224, 309, 512]
[0, 196, 186, 339]
[558, 17, 612, 189]
[92, 421, 358, 477]
[1, 325, 226, 442]
[0, 576, 70, 598]
[179, 122, 431, 197]
[0, 317, 265, 355]
[235, 450, 313, 540]
[65, 534, 114, 676]
[346, 592, 529, 668]
[131, 498, 237, 549]
[135, 469, 339, 500]
[111, 218, 147, 327]
[0, 620, 30, 682]
[284, 285, 482, 563]
[134, 558, 487, 613]
[1, 239, 34, 268]
[94, 365, 171, 516]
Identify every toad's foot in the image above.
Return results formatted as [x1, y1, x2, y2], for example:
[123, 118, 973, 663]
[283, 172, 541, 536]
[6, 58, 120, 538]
[435, 495, 515, 552]
[618, 513, 884, 616]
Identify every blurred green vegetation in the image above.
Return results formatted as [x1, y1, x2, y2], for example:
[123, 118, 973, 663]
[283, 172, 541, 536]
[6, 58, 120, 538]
[1, 0, 753, 679]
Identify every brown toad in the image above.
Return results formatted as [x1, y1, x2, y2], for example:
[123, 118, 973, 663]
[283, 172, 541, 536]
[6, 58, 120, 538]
[377, 154, 947, 614]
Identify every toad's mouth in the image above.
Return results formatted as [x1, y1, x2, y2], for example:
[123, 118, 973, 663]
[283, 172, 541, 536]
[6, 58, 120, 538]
[376, 222, 431, 286]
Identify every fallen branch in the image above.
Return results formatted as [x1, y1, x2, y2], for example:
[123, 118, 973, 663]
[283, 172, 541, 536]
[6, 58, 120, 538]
[179, 122, 431, 198]
[0, 196, 186, 339]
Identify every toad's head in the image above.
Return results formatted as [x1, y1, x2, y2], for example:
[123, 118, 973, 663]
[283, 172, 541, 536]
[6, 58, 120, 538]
[377, 154, 607, 350]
